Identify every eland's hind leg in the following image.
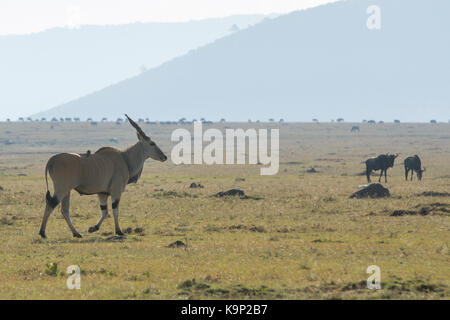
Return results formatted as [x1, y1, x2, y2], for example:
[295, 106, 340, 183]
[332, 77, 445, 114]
[111, 196, 124, 236]
[60, 192, 82, 238]
[39, 192, 60, 238]
[89, 194, 109, 233]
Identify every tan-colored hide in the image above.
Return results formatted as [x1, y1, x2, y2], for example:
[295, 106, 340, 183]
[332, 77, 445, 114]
[39, 116, 167, 239]
[48, 148, 128, 197]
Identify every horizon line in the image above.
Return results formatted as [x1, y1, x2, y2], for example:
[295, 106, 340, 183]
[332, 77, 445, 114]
[0, 12, 283, 37]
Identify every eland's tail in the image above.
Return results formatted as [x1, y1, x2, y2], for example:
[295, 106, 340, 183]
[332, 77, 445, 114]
[44, 160, 59, 208]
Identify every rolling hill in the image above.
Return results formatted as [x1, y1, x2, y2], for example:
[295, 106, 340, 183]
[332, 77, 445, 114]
[0, 15, 267, 120]
[33, 0, 450, 122]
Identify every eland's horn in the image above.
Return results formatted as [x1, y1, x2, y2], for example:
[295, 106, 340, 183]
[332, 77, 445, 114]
[125, 114, 150, 140]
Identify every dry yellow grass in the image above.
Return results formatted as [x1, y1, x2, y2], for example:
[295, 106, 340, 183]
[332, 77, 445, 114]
[0, 122, 449, 299]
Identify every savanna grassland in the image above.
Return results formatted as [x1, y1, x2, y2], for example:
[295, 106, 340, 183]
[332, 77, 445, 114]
[0, 121, 449, 299]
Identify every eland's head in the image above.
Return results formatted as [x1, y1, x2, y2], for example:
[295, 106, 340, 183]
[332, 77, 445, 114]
[125, 114, 167, 162]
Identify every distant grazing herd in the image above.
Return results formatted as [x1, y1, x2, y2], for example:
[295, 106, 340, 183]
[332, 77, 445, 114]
[365, 154, 425, 183]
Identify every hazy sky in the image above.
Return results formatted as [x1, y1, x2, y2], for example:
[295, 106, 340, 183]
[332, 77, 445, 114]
[0, 0, 339, 35]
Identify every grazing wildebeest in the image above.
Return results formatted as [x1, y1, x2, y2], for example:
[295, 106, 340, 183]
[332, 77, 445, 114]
[39, 115, 167, 238]
[365, 154, 399, 183]
[404, 155, 426, 181]
[351, 126, 360, 132]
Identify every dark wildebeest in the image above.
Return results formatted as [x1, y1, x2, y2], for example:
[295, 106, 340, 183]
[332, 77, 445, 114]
[404, 155, 426, 181]
[365, 154, 399, 183]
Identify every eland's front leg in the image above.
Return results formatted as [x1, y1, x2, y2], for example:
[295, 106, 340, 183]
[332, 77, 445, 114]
[88, 194, 109, 233]
[112, 197, 124, 236]
[60, 193, 82, 238]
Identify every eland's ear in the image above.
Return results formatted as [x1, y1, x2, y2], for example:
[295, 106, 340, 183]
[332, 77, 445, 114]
[137, 131, 151, 142]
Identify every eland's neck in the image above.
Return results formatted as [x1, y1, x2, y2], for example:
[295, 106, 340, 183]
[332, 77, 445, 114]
[122, 142, 146, 177]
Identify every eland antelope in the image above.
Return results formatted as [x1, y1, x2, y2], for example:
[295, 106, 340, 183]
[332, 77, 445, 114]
[39, 115, 167, 238]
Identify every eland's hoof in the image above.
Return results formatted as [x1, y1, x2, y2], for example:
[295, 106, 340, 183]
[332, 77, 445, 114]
[39, 231, 47, 239]
[73, 233, 83, 238]
[115, 230, 124, 236]
[88, 226, 99, 233]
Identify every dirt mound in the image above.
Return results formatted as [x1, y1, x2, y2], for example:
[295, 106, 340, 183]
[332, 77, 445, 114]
[418, 191, 450, 197]
[215, 189, 245, 197]
[415, 203, 450, 214]
[213, 189, 263, 200]
[349, 183, 390, 199]
[168, 240, 186, 248]
[391, 210, 421, 217]
[189, 182, 204, 189]
[391, 203, 450, 216]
